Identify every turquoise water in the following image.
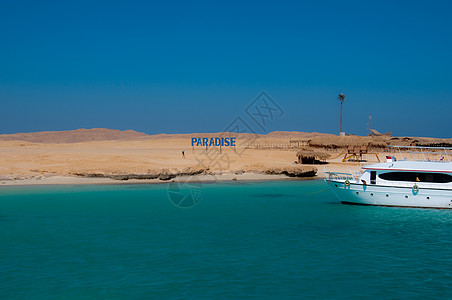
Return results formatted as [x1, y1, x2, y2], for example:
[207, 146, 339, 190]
[1, 180, 452, 299]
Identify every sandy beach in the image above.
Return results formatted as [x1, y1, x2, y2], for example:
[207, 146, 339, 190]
[4, 127, 449, 187]
[0, 129, 388, 186]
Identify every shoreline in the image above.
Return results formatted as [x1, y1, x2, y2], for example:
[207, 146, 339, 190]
[0, 172, 323, 187]
[0, 162, 363, 187]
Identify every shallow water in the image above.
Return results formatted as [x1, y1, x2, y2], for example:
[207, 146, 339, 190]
[1, 180, 452, 299]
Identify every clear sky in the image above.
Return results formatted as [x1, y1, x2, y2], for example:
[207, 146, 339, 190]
[1, 0, 451, 137]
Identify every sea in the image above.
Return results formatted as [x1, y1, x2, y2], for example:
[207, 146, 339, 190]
[1, 179, 452, 299]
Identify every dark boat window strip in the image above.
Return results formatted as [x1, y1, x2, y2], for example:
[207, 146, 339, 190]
[378, 172, 452, 183]
[328, 180, 452, 191]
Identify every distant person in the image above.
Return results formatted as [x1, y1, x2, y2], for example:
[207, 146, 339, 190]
[182, 150, 185, 159]
[440, 155, 445, 162]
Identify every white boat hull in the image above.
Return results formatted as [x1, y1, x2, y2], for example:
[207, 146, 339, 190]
[326, 179, 452, 209]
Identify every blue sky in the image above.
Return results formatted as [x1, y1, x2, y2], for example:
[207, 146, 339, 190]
[0, 0, 451, 137]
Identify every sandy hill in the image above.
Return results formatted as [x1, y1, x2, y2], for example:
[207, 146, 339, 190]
[264, 131, 334, 139]
[0, 129, 334, 144]
[149, 132, 259, 140]
[1, 128, 449, 147]
[0, 128, 151, 143]
[148, 131, 333, 140]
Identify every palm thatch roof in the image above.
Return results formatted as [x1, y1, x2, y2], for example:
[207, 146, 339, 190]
[302, 134, 452, 150]
[308, 136, 388, 149]
[296, 150, 331, 160]
[390, 137, 452, 148]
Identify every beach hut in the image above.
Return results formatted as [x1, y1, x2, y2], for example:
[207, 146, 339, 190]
[296, 150, 330, 164]
[307, 135, 388, 150]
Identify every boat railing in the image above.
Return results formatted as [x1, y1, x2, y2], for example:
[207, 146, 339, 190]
[387, 145, 452, 162]
[325, 171, 355, 181]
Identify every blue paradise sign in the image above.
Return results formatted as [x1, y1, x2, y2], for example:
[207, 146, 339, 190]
[191, 137, 236, 147]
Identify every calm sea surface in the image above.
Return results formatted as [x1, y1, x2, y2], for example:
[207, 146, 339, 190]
[1, 180, 452, 299]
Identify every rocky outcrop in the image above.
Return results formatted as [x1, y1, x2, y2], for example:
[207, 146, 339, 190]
[71, 163, 317, 181]
[262, 166, 317, 177]
[71, 166, 209, 181]
[243, 164, 317, 177]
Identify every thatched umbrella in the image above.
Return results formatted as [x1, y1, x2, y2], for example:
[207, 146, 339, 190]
[297, 150, 331, 164]
[308, 136, 388, 150]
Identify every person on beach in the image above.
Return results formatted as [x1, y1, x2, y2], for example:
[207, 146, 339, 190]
[182, 150, 185, 159]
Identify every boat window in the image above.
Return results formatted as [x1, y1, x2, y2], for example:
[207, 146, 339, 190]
[370, 171, 376, 184]
[378, 172, 452, 183]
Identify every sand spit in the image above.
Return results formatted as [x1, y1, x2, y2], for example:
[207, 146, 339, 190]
[0, 128, 449, 186]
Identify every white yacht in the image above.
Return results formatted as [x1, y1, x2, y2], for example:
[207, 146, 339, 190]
[325, 146, 452, 209]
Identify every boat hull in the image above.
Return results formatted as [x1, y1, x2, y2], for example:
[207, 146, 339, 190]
[326, 179, 452, 209]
